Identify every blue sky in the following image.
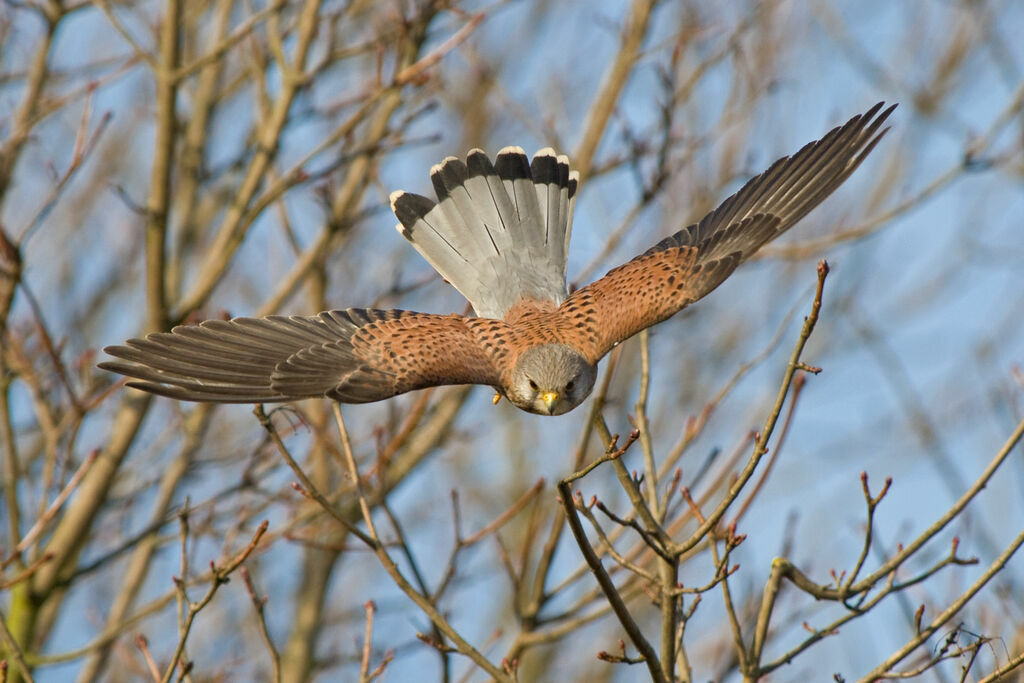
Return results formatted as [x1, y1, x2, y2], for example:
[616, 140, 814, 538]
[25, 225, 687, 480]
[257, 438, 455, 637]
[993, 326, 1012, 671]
[4, 0, 1023, 680]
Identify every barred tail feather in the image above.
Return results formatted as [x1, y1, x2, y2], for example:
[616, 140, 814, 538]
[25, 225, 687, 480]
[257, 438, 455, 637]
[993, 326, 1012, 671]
[391, 147, 579, 319]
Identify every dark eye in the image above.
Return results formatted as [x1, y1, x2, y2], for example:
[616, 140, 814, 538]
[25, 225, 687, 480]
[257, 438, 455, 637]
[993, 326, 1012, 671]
[566, 380, 575, 392]
[528, 379, 538, 391]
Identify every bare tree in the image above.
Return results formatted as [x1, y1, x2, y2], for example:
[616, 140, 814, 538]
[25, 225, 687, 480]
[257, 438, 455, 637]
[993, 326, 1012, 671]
[1, 1, 1022, 681]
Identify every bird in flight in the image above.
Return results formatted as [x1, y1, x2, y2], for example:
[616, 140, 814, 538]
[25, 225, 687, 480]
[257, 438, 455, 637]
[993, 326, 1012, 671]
[101, 103, 895, 415]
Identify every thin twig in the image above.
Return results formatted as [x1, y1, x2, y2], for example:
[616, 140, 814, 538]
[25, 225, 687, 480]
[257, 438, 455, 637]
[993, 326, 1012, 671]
[394, 12, 484, 85]
[556, 479, 668, 683]
[160, 521, 269, 683]
[240, 567, 281, 683]
[859, 526, 1024, 681]
[330, 403, 510, 681]
[11, 450, 98, 558]
[678, 260, 831, 558]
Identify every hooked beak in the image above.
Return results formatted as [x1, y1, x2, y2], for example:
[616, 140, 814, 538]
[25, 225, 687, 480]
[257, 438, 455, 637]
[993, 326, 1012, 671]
[540, 391, 559, 414]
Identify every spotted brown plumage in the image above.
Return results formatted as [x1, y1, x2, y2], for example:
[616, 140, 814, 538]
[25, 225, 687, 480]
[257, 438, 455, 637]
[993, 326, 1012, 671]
[101, 103, 895, 415]
[102, 309, 501, 403]
[562, 101, 894, 363]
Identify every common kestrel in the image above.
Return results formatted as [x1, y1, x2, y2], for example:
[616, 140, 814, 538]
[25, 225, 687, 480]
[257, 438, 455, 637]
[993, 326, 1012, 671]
[101, 102, 895, 415]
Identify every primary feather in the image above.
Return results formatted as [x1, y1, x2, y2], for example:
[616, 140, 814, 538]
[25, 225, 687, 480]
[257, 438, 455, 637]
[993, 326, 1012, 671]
[101, 104, 895, 415]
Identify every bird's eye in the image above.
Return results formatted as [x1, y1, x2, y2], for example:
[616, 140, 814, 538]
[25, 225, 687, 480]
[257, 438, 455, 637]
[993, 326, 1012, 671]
[528, 379, 538, 391]
[566, 380, 575, 392]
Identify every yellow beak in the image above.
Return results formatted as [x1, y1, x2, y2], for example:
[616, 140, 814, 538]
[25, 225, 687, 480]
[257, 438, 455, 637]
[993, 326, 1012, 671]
[540, 391, 559, 413]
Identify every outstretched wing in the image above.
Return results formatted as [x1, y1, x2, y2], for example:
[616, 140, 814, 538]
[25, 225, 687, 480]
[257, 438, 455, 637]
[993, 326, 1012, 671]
[561, 102, 896, 364]
[100, 309, 500, 403]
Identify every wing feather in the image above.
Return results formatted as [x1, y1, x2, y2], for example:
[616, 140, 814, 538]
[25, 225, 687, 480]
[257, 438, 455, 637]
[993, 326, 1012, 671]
[100, 309, 500, 404]
[561, 103, 895, 363]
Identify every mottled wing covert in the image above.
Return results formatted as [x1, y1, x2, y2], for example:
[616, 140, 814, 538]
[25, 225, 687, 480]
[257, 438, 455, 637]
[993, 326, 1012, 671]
[562, 102, 895, 364]
[100, 309, 500, 403]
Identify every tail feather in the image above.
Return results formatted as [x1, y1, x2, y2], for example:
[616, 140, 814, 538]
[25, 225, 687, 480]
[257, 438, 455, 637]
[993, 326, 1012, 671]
[391, 147, 579, 319]
[431, 157, 504, 268]
[464, 149, 521, 252]
[529, 149, 560, 258]
[495, 146, 545, 256]
[391, 190, 474, 295]
[565, 162, 579, 271]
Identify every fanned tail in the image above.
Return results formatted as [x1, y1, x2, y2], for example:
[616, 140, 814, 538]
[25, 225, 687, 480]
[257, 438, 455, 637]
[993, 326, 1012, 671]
[390, 147, 579, 319]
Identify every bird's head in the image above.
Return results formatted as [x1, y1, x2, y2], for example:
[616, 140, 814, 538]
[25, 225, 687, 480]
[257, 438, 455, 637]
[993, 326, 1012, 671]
[504, 344, 596, 416]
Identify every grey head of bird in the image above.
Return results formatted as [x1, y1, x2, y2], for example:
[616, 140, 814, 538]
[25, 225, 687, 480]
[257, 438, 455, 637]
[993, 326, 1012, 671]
[503, 343, 597, 416]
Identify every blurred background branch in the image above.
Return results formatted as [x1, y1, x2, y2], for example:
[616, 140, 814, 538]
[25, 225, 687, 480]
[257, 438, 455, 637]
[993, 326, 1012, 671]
[0, 0, 1022, 681]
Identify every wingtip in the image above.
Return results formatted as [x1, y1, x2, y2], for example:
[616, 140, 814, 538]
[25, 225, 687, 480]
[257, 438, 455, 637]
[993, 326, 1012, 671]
[99, 345, 137, 362]
[862, 101, 898, 143]
[389, 189, 406, 210]
[863, 101, 885, 117]
[864, 101, 897, 126]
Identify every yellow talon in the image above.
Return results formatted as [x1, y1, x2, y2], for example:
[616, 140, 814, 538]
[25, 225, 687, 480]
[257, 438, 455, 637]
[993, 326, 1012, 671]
[493, 392, 501, 405]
